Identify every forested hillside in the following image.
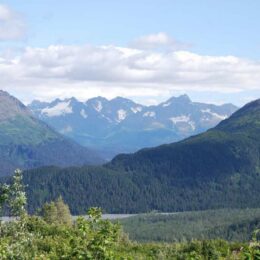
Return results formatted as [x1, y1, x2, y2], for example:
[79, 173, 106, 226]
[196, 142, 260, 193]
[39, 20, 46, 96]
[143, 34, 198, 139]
[23, 99, 260, 214]
[0, 171, 260, 259]
[119, 209, 260, 242]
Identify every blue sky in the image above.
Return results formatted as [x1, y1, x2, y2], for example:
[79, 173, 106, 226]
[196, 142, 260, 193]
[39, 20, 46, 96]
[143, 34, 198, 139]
[0, 0, 259, 106]
[3, 0, 260, 58]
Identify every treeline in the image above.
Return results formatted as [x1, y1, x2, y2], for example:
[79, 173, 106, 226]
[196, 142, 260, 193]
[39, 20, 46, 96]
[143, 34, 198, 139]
[23, 164, 260, 214]
[119, 209, 260, 242]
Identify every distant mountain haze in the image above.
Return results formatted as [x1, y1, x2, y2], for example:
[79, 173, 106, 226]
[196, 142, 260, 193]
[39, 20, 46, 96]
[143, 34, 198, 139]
[29, 94, 238, 159]
[0, 90, 103, 176]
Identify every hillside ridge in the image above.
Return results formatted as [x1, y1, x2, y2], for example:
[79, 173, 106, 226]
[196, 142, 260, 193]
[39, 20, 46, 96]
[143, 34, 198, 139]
[24, 97, 260, 214]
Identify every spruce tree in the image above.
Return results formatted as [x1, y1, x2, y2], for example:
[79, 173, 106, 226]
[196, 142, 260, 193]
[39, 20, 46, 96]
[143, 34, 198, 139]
[55, 196, 72, 226]
[42, 201, 58, 224]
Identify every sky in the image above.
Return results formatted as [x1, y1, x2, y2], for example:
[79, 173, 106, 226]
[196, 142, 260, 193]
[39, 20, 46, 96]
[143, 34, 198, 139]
[0, 0, 259, 106]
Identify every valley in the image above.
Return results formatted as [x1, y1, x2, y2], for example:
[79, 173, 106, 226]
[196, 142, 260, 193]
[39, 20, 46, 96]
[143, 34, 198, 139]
[1, 1, 260, 258]
[0, 90, 259, 257]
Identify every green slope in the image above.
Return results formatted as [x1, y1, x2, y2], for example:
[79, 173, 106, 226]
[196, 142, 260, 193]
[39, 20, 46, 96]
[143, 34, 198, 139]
[119, 208, 260, 242]
[0, 115, 57, 145]
[0, 90, 103, 176]
[23, 98, 260, 214]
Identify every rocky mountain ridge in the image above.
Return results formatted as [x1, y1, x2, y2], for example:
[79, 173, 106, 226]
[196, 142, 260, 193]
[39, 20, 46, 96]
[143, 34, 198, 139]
[29, 94, 238, 158]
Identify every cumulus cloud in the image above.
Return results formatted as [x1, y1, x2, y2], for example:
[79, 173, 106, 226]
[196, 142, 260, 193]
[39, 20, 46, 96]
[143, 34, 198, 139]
[0, 5, 26, 40]
[130, 32, 189, 51]
[1, 43, 260, 104]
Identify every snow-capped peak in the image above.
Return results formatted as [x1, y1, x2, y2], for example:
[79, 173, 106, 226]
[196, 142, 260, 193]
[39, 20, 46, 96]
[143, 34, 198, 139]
[41, 101, 73, 117]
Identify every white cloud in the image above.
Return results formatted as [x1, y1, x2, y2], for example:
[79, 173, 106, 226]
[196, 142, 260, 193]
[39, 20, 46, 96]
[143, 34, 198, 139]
[0, 5, 26, 40]
[0, 43, 260, 105]
[130, 32, 189, 51]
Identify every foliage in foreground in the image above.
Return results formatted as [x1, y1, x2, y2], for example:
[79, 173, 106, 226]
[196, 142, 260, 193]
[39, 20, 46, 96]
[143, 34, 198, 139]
[1, 215, 260, 259]
[0, 208, 122, 259]
[0, 170, 260, 259]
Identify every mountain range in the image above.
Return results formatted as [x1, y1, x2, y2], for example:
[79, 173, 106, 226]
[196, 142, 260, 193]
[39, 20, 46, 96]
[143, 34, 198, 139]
[0, 90, 103, 176]
[24, 98, 260, 214]
[29, 95, 237, 158]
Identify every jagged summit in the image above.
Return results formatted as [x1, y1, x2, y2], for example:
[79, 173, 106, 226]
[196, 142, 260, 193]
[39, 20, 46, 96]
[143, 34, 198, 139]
[29, 94, 238, 158]
[167, 94, 191, 103]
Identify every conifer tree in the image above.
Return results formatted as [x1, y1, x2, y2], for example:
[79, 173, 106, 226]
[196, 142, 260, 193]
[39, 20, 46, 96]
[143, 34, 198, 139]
[42, 201, 58, 224]
[41, 196, 72, 226]
[55, 196, 72, 226]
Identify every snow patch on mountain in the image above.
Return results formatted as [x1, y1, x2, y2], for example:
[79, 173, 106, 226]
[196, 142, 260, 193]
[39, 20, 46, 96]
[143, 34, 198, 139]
[201, 109, 227, 120]
[169, 115, 190, 124]
[117, 109, 127, 122]
[162, 102, 171, 107]
[80, 109, 88, 119]
[100, 114, 113, 123]
[131, 106, 143, 113]
[93, 101, 103, 112]
[143, 111, 156, 117]
[189, 121, 196, 130]
[41, 101, 72, 117]
[169, 115, 196, 130]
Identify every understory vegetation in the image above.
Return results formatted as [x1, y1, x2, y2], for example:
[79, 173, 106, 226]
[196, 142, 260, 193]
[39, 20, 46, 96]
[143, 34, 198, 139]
[0, 171, 260, 259]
